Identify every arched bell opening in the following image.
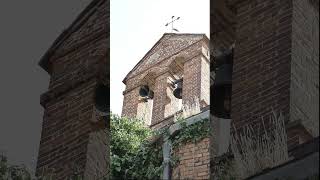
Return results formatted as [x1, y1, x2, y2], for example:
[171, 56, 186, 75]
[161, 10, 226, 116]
[210, 48, 233, 119]
[164, 58, 185, 118]
[92, 82, 109, 129]
[136, 72, 156, 126]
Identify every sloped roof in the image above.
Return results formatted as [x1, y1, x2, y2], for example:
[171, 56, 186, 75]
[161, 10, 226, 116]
[38, 0, 105, 73]
[123, 33, 209, 84]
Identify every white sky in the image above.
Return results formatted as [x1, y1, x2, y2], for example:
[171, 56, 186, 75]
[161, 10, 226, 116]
[110, 0, 210, 115]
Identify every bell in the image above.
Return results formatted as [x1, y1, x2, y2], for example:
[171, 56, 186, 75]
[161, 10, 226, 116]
[139, 85, 150, 97]
[139, 85, 154, 99]
[173, 78, 183, 99]
[211, 48, 233, 119]
[94, 83, 109, 113]
[214, 64, 233, 86]
[211, 85, 231, 119]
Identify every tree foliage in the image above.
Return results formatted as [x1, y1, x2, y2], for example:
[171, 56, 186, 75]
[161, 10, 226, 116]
[0, 155, 31, 180]
[110, 114, 163, 179]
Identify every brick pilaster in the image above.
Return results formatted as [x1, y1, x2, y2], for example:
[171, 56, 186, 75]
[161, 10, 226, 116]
[151, 73, 170, 126]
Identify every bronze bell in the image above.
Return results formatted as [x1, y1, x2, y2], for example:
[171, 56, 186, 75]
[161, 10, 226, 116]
[94, 83, 109, 113]
[139, 85, 154, 99]
[173, 78, 183, 99]
[139, 85, 150, 97]
[211, 48, 233, 119]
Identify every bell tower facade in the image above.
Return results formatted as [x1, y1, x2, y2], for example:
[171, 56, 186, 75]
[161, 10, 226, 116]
[121, 33, 210, 129]
[36, 0, 109, 179]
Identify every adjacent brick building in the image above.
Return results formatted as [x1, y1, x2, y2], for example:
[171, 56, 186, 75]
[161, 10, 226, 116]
[37, 0, 109, 179]
[226, 0, 318, 148]
[211, 0, 318, 178]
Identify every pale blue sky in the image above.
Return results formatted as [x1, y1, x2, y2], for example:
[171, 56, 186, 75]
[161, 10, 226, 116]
[110, 0, 210, 115]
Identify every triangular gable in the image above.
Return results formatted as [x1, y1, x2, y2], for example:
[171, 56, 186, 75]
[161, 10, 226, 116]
[39, 0, 107, 73]
[123, 33, 207, 83]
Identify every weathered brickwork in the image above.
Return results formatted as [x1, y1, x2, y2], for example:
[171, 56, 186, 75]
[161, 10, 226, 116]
[291, 0, 319, 136]
[230, 0, 319, 142]
[183, 56, 202, 105]
[231, 0, 293, 130]
[37, 0, 109, 179]
[201, 56, 210, 106]
[151, 73, 171, 125]
[121, 87, 139, 118]
[121, 34, 210, 179]
[122, 34, 210, 129]
[210, 0, 236, 52]
[172, 138, 210, 179]
[210, 0, 318, 177]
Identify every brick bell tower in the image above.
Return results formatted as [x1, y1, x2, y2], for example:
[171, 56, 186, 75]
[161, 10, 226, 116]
[121, 33, 210, 130]
[36, 0, 109, 179]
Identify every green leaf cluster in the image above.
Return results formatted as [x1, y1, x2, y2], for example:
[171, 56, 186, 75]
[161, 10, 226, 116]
[110, 115, 210, 179]
[0, 155, 31, 180]
[110, 114, 163, 179]
[170, 118, 210, 149]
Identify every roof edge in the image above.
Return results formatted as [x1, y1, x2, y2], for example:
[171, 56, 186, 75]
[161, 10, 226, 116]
[122, 33, 208, 84]
[38, 0, 105, 73]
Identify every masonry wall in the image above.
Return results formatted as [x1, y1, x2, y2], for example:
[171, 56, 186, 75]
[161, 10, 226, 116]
[200, 56, 210, 106]
[172, 138, 210, 179]
[37, 0, 108, 179]
[122, 35, 209, 129]
[230, 0, 319, 149]
[210, 0, 236, 53]
[121, 87, 139, 118]
[291, 0, 319, 137]
[231, 0, 293, 129]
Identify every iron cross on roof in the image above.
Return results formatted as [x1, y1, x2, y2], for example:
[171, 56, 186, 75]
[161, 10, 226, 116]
[165, 16, 180, 33]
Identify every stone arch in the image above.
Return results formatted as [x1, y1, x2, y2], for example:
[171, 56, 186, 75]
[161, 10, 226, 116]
[163, 57, 186, 117]
[139, 65, 167, 88]
[136, 69, 160, 125]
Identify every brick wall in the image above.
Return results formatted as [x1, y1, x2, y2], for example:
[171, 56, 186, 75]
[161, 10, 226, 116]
[172, 138, 210, 179]
[291, 0, 319, 137]
[121, 87, 139, 118]
[37, 0, 108, 179]
[231, 0, 293, 129]
[231, 0, 319, 139]
[151, 73, 170, 125]
[200, 56, 211, 106]
[210, 0, 236, 53]
[122, 34, 209, 129]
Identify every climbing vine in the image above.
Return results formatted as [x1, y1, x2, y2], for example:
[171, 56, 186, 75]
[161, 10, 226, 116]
[170, 118, 210, 149]
[110, 114, 163, 179]
[110, 113, 210, 179]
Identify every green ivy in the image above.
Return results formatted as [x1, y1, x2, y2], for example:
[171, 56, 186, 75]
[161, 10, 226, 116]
[170, 118, 210, 149]
[110, 114, 163, 179]
[0, 155, 32, 180]
[110, 115, 210, 179]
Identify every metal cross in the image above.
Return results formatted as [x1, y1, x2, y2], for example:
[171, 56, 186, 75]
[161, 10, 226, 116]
[165, 16, 180, 33]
